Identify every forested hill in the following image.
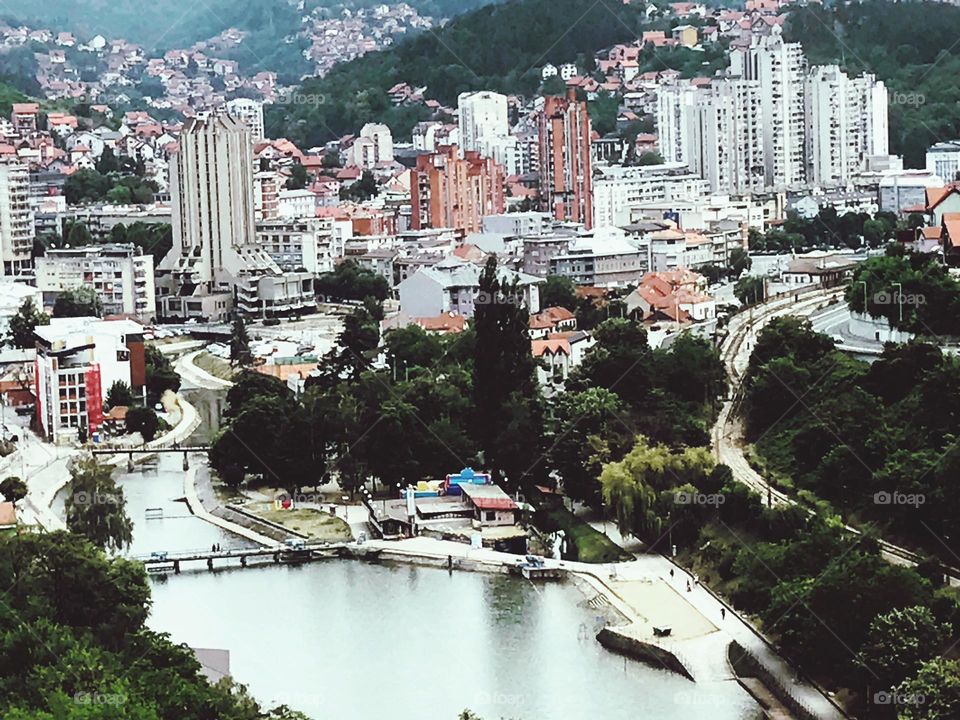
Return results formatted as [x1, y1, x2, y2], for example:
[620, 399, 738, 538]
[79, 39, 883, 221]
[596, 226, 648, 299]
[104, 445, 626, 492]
[785, 0, 960, 167]
[266, 0, 724, 146]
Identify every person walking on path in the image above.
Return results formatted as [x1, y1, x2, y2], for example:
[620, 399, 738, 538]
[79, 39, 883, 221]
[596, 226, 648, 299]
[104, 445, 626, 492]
[720, 607, 726, 621]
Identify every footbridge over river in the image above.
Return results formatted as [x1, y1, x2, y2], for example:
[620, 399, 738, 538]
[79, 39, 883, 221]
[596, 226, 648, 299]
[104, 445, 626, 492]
[132, 542, 379, 574]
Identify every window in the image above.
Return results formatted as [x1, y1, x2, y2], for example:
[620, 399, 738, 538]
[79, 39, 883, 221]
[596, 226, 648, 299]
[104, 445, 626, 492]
[485, 511, 496, 522]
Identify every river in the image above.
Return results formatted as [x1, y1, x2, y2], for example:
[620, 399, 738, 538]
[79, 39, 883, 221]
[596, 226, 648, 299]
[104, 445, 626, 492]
[120, 388, 759, 720]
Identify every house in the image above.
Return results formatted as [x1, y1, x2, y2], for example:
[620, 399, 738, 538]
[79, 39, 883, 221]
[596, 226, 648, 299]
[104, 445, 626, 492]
[780, 254, 860, 286]
[459, 482, 519, 527]
[941, 213, 960, 266]
[397, 257, 542, 318]
[923, 184, 960, 228]
[625, 269, 715, 323]
[532, 330, 595, 386]
[672, 24, 699, 47]
[529, 306, 577, 339]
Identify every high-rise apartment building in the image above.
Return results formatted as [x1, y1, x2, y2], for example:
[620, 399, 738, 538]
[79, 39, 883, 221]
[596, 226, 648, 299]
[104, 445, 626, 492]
[158, 114, 312, 320]
[351, 123, 394, 168]
[689, 78, 765, 195]
[805, 66, 888, 186]
[0, 163, 33, 276]
[538, 94, 593, 229]
[458, 91, 509, 153]
[410, 145, 505, 235]
[656, 83, 698, 165]
[730, 28, 806, 189]
[224, 98, 265, 142]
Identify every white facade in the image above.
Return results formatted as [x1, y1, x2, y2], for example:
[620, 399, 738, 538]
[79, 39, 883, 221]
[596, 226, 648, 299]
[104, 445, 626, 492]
[36, 244, 156, 319]
[730, 29, 806, 189]
[256, 217, 349, 274]
[927, 141, 960, 183]
[689, 79, 765, 195]
[224, 98, 265, 141]
[482, 212, 551, 236]
[593, 163, 708, 227]
[806, 66, 889, 187]
[277, 189, 316, 219]
[656, 83, 698, 165]
[474, 134, 524, 176]
[458, 91, 509, 154]
[158, 115, 307, 321]
[397, 258, 541, 318]
[352, 123, 394, 168]
[34, 317, 144, 444]
[549, 227, 652, 288]
[0, 163, 34, 276]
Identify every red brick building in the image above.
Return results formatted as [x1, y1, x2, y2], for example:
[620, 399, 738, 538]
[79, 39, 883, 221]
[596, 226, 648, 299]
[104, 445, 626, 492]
[410, 146, 505, 235]
[538, 93, 593, 229]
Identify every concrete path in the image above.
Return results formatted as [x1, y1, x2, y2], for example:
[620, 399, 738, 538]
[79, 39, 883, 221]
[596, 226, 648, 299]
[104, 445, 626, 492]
[18, 392, 201, 532]
[174, 350, 234, 390]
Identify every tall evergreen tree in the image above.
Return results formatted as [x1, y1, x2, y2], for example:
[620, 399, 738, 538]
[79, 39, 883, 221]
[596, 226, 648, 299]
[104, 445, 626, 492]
[230, 315, 252, 367]
[472, 256, 543, 489]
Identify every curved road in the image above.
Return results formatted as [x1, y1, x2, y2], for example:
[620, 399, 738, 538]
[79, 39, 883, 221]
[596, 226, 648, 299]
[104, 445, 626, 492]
[711, 286, 960, 579]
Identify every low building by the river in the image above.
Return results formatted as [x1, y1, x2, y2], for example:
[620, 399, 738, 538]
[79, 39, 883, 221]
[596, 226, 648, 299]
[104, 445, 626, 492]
[364, 470, 526, 552]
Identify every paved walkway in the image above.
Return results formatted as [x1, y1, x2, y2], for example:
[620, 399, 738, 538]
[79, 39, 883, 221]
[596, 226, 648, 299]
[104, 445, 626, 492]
[18, 392, 201, 531]
[174, 350, 234, 390]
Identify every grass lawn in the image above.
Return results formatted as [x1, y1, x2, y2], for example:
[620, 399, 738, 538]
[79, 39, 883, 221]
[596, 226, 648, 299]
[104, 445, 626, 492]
[535, 504, 631, 563]
[193, 351, 235, 381]
[255, 506, 352, 542]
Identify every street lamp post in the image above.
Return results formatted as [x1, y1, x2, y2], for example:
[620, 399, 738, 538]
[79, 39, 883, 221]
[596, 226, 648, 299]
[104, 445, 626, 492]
[893, 282, 903, 324]
[856, 280, 868, 315]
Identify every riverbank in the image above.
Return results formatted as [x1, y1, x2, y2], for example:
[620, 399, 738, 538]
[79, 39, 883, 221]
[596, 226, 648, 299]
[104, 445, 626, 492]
[18, 391, 201, 531]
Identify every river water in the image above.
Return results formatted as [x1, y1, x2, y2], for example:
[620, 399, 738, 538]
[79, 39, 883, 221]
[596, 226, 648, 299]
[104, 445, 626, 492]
[120, 388, 759, 720]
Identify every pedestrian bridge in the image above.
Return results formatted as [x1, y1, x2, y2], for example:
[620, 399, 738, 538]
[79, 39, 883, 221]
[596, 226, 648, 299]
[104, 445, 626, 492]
[131, 542, 371, 575]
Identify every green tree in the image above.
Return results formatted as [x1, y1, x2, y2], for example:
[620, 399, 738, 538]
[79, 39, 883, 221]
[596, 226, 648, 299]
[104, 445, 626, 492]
[125, 406, 160, 442]
[540, 275, 578, 310]
[0, 475, 26, 502]
[636, 150, 664, 165]
[64, 456, 134, 553]
[285, 163, 308, 189]
[6, 297, 49, 348]
[53, 287, 103, 318]
[599, 435, 714, 542]
[861, 605, 950, 691]
[315, 259, 388, 302]
[95, 146, 120, 174]
[105, 380, 134, 409]
[66, 221, 94, 247]
[144, 345, 181, 405]
[728, 247, 752, 277]
[473, 256, 543, 488]
[734, 275, 765, 305]
[549, 388, 630, 505]
[897, 658, 960, 720]
[230, 315, 252, 367]
[339, 170, 378, 201]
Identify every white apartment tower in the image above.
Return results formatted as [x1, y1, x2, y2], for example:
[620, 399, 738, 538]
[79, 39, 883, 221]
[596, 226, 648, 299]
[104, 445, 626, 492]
[850, 73, 889, 158]
[224, 98, 265, 141]
[689, 79, 766, 195]
[458, 91, 509, 153]
[352, 123, 394, 169]
[0, 163, 33, 276]
[656, 84, 698, 165]
[730, 28, 806, 189]
[805, 66, 889, 187]
[158, 114, 291, 320]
